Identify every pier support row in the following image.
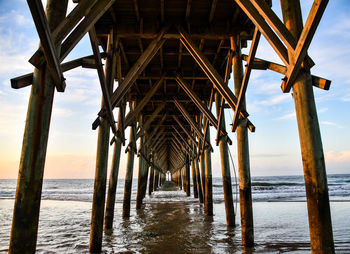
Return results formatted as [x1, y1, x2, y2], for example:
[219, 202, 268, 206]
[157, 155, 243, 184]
[89, 27, 118, 253]
[9, 1, 68, 253]
[231, 35, 254, 247]
[123, 111, 136, 218]
[281, 1, 334, 252]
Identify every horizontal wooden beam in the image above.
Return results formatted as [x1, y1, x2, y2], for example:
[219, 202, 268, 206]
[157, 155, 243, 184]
[11, 53, 106, 89]
[241, 55, 331, 90]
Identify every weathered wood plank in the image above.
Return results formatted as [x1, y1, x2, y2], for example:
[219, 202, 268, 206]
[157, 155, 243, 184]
[27, 0, 66, 92]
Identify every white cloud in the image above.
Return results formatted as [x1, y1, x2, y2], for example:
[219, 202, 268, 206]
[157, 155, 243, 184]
[256, 94, 291, 106]
[320, 121, 344, 129]
[326, 150, 350, 162]
[276, 112, 296, 120]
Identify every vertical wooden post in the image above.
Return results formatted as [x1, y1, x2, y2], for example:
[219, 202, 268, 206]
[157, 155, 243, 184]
[104, 32, 121, 230]
[154, 169, 159, 190]
[204, 125, 213, 216]
[185, 158, 191, 196]
[149, 165, 155, 195]
[200, 152, 206, 202]
[195, 158, 204, 203]
[123, 105, 136, 218]
[215, 91, 235, 226]
[9, 1, 68, 253]
[231, 35, 254, 247]
[136, 135, 146, 209]
[179, 169, 182, 190]
[89, 28, 117, 252]
[280, 1, 334, 252]
[191, 159, 198, 198]
[141, 162, 149, 198]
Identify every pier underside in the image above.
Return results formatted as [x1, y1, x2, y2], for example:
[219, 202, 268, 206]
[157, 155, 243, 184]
[8, 0, 334, 253]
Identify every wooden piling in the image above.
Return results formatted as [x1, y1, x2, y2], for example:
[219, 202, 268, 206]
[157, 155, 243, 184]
[200, 152, 206, 201]
[154, 169, 159, 191]
[136, 136, 146, 209]
[215, 91, 235, 226]
[89, 28, 117, 252]
[191, 159, 198, 198]
[281, 1, 334, 252]
[178, 169, 182, 190]
[141, 162, 149, 199]
[123, 109, 136, 218]
[9, 1, 68, 253]
[195, 158, 204, 203]
[149, 165, 155, 195]
[204, 126, 213, 216]
[185, 158, 191, 196]
[231, 35, 254, 247]
[104, 33, 122, 230]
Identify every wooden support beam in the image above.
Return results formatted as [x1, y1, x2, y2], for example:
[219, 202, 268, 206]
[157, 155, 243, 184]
[231, 33, 254, 248]
[122, 118, 136, 218]
[136, 102, 166, 140]
[208, 0, 218, 24]
[109, 25, 168, 108]
[172, 115, 198, 147]
[172, 125, 198, 149]
[173, 98, 205, 143]
[30, 0, 116, 67]
[104, 106, 125, 229]
[29, 0, 98, 67]
[201, 89, 214, 154]
[178, 26, 255, 132]
[232, 28, 261, 132]
[8, 1, 68, 252]
[89, 28, 117, 252]
[242, 55, 331, 90]
[172, 131, 195, 156]
[281, 1, 334, 252]
[89, 27, 118, 137]
[233, 0, 289, 65]
[175, 73, 232, 145]
[124, 76, 165, 127]
[11, 53, 106, 89]
[143, 115, 167, 148]
[281, 0, 329, 93]
[216, 50, 233, 146]
[27, 0, 66, 92]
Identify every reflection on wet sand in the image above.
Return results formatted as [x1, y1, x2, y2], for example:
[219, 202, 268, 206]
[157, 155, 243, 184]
[103, 182, 241, 254]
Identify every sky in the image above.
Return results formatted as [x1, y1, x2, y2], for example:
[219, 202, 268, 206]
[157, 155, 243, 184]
[0, 0, 350, 179]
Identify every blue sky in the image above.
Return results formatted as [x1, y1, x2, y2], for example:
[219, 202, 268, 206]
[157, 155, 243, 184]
[0, 0, 350, 178]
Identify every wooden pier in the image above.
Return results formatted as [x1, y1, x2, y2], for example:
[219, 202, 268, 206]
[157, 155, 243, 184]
[9, 0, 334, 253]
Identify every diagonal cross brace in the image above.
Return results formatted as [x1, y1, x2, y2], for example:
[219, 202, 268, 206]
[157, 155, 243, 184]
[27, 0, 66, 92]
[281, 0, 329, 92]
[231, 27, 261, 132]
[175, 73, 232, 145]
[178, 26, 255, 132]
[124, 76, 165, 128]
[89, 27, 118, 136]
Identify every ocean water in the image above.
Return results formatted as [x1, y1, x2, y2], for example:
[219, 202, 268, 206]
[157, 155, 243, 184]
[0, 174, 349, 253]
